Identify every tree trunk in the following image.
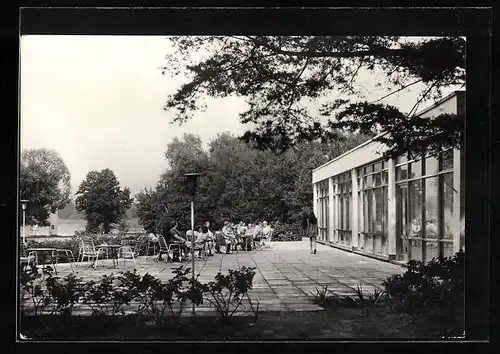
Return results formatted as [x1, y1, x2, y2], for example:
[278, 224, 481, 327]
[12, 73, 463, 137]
[103, 222, 111, 235]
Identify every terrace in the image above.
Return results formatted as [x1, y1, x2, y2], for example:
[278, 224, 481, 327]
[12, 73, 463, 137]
[23, 239, 403, 315]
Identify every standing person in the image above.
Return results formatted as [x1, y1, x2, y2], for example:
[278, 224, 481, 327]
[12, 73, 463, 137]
[302, 210, 318, 254]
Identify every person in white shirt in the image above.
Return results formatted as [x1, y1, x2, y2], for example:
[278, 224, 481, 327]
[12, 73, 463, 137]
[261, 221, 273, 246]
[221, 221, 235, 254]
[253, 222, 263, 249]
[244, 223, 254, 251]
[185, 226, 207, 258]
[204, 221, 215, 256]
[237, 222, 247, 237]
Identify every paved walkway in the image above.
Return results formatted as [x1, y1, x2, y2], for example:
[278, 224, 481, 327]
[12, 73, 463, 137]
[26, 239, 403, 313]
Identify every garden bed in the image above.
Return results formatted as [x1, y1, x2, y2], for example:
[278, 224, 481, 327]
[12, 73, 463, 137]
[20, 308, 463, 340]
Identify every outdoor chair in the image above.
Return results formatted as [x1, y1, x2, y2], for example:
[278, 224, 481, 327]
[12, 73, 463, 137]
[115, 235, 147, 268]
[77, 236, 105, 268]
[185, 232, 208, 260]
[157, 235, 184, 262]
[20, 250, 37, 271]
[231, 235, 244, 253]
[262, 229, 273, 248]
[120, 238, 136, 247]
[117, 245, 138, 269]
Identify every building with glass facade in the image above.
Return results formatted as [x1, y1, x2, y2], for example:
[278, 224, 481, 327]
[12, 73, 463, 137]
[312, 91, 465, 264]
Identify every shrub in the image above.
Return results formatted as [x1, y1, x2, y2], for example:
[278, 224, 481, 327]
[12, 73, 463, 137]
[159, 266, 204, 324]
[382, 251, 464, 316]
[45, 273, 85, 317]
[25, 239, 80, 264]
[310, 284, 385, 310]
[341, 285, 386, 311]
[20, 264, 54, 316]
[203, 266, 256, 323]
[82, 274, 134, 316]
[310, 285, 337, 308]
[272, 223, 303, 242]
[114, 268, 203, 325]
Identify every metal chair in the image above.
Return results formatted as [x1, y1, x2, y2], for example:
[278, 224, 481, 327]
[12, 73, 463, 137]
[157, 235, 184, 262]
[265, 229, 274, 247]
[20, 251, 37, 271]
[117, 245, 137, 268]
[77, 236, 104, 268]
[185, 231, 207, 260]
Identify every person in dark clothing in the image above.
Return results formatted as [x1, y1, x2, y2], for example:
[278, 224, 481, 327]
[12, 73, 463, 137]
[161, 222, 186, 261]
[302, 210, 318, 254]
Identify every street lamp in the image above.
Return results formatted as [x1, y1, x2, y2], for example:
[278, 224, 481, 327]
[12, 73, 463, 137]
[184, 172, 201, 315]
[20, 199, 29, 245]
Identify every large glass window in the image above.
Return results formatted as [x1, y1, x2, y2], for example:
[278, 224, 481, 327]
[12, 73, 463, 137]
[395, 149, 457, 263]
[358, 160, 388, 256]
[333, 172, 352, 246]
[442, 173, 455, 258]
[425, 177, 440, 261]
[316, 179, 329, 241]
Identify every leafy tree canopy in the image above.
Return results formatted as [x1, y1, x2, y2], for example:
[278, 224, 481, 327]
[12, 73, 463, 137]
[20, 148, 71, 226]
[136, 132, 371, 233]
[162, 36, 465, 157]
[75, 168, 133, 234]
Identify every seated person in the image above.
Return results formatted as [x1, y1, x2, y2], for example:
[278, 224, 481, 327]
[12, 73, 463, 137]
[230, 222, 238, 251]
[253, 222, 263, 248]
[185, 226, 207, 258]
[262, 221, 273, 246]
[244, 223, 254, 251]
[237, 222, 247, 237]
[162, 222, 187, 261]
[204, 221, 215, 256]
[214, 230, 225, 253]
[221, 221, 235, 254]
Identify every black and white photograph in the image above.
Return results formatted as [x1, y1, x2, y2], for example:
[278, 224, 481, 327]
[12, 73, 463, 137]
[16, 8, 488, 342]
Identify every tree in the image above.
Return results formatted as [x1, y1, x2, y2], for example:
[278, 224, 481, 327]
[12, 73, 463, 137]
[20, 148, 71, 226]
[75, 169, 133, 234]
[137, 132, 372, 232]
[162, 36, 465, 157]
[155, 134, 210, 230]
[135, 187, 165, 234]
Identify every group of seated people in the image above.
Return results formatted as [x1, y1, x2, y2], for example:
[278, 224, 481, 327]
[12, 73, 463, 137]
[157, 220, 274, 261]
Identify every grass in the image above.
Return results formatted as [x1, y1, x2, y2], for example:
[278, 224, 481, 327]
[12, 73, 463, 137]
[20, 308, 463, 340]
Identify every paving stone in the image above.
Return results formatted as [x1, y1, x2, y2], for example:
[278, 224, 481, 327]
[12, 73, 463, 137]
[34, 241, 403, 315]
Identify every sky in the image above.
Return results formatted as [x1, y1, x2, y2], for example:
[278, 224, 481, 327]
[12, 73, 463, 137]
[20, 35, 460, 198]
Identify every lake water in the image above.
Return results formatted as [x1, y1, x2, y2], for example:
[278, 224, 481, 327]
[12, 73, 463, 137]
[24, 218, 142, 242]
[25, 219, 86, 237]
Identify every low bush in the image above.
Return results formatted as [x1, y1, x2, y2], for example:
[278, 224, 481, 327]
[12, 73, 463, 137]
[82, 274, 134, 317]
[311, 284, 385, 310]
[20, 264, 54, 316]
[310, 285, 337, 308]
[271, 223, 303, 242]
[21, 265, 256, 328]
[116, 267, 204, 325]
[45, 273, 85, 317]
[25, 239, 80, 264]
[202, 266, 256, 324]
[382, 251, 464, 316]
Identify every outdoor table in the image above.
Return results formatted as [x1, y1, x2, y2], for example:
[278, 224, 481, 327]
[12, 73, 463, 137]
[96, 244, 122, 268]
[27, 248, 75, 274]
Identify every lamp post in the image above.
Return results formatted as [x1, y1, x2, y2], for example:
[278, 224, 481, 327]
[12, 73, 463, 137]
[184, 172, 201, 316]
[20, 199, 29, 245]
